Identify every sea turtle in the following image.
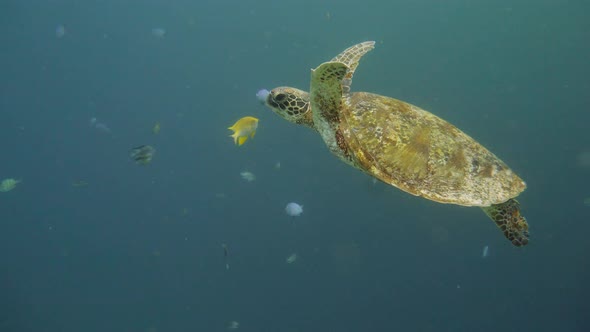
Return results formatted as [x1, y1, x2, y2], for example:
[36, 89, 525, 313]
[264, 41, 530, 247]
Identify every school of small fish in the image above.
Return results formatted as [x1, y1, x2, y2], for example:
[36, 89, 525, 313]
[0, 56, 520, 329]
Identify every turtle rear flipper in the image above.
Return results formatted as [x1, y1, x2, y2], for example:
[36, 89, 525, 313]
[482, 199, 529, 247]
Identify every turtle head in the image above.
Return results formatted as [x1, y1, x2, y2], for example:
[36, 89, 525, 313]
[265, 87, 315, 129]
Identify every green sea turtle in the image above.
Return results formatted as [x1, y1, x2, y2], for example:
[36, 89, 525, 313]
[264, 41, 530, 247]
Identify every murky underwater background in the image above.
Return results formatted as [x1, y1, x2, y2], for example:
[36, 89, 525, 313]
[1, 1, 589, 331]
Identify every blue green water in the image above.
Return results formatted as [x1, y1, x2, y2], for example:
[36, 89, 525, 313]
[1, 1, 589, 331]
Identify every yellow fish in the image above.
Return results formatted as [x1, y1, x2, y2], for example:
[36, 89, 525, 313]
[152, 122, 160, 134]
[228, 116, 258, 146]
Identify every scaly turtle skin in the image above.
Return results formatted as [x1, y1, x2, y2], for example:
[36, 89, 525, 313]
[265, 42, 529, 247]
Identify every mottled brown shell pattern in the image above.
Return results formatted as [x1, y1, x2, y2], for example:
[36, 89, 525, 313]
[340, 92, 526, 206]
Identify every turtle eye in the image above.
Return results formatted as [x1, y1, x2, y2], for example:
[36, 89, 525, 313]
[275, 93, 286, 102]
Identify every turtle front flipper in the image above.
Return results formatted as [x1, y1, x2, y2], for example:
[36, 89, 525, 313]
[330, 41, 375, 93]
[481, 199, 529, 247]
[310, 61, 349, 126]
